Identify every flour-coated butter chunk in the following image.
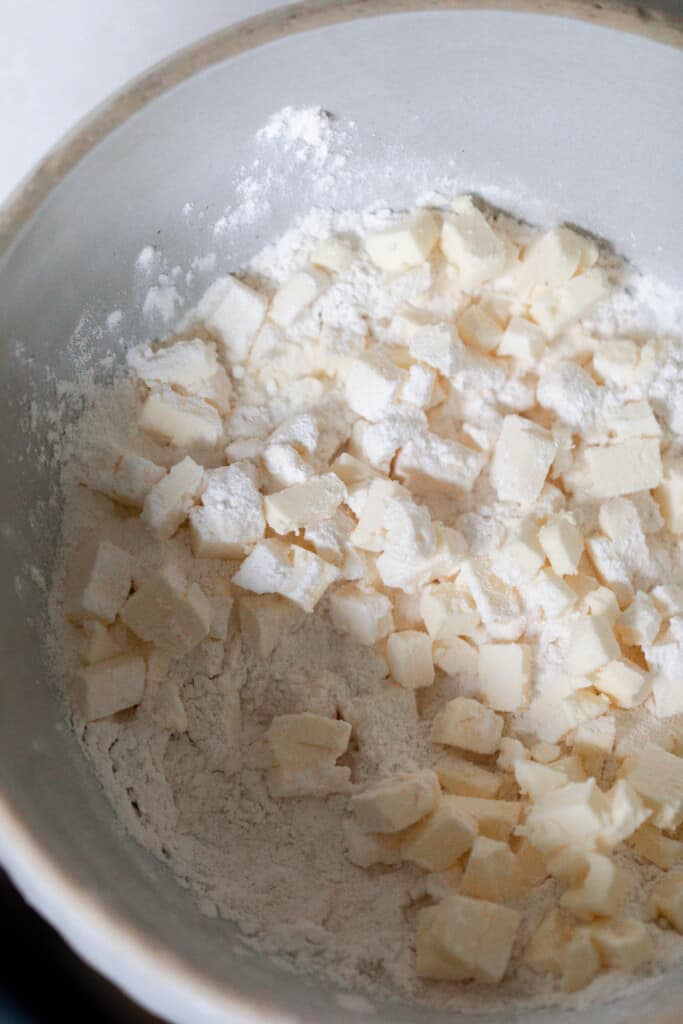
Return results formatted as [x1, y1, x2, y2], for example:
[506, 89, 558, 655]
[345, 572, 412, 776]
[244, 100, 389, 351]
[396, 431, 486, 495]
[310, 237, 354, 273]
[435, 754, 501, 799]
[447, 796, 520, 841]
[204, 275, 267, 362]
[189, 462, 265, 558]
[497, 317, 545, 365]
[267, 712, 351, 768]
[416, 894, 520, 984]
[431, 697, 503, 754]
[262, 443, 314, 487]
[90, 452, 166, 508]
[567, 616, 620, 675]
[591, 919, 654, 972]
[600, 779, 651, 849]
[304, 508, 355, 567]
[585, 438, 662, 498]
[409, 321, 463, 375]
[493, 522, 545, 586]
[440, 197, 507, 291]
[400, 362, 437, 408]
[592, 339, 642, 386]
[457, 559, 521, 628]
[420, 582, 480, 640]
[562, 689, 611, 730]
[350, 770, 440, 833]
[604, 399, 661, 441]
[651, 584, 683, 617]
[624, 743, 683, 830]
[561, 852, 630, 920]
[497, 737, 531, 773]
[582, 585, 620, 623]
[329, 584, 394, 646]
[434, 637, 478, 678]
[341, 817, 403, 867]
[381, 493, 436, 562]
[69, 541, 134, 624]
[593, 659, 650, 709]
[128, 338, 218, 390]
[655, 458, 683, 533]
[376, 524, 465, 594]
[267, 763, 351, 798]
[490, 415, 557, 505]
[517, 225, 596, 297]
[461, 835, 519, 902]
[121, 573, 212, 656]
[530, 268, 608, 338]
[387, 630, 434, 689]
[350, 478, 402, 551]
[457, 305, 502, 354]
[649, 871, 683, 933]
[344, 355, 405, 422]
[515, 761, 568, 801]
[264, 473, 346, 534]
[232, 539, 338, 612]
[365, 209, 439, 271]
[269, 267, 328, 327]
[524, 908, 573, 975]
[142, 456, 205, 540]
[139, 386, 223, 447]
[560, 928, 601, 993]
[538, 515, 584, 576]
[238, 594, 300, 658]
[73, 654, 146, 722]
[477, 643, 531, 712]
[522, 779, 610, 854]
[631, 823, 683, 869]
[527, 570, 577, 619]
[616, 591, 662, 646]
[573, 715, 616, 757]
[652, 673, 683, 719]
[401, 795, 477, 870]
[79, 621, 122, 665]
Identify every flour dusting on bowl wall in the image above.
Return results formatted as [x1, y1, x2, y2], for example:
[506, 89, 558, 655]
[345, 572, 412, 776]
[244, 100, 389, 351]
[1, 5, 683, 1024]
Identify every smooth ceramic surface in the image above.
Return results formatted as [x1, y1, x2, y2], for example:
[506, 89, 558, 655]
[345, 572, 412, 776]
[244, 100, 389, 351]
[0, 3, 682, 1023]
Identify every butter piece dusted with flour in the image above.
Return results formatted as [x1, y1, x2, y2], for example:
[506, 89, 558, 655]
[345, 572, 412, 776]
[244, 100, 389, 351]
[190, 462, 265, 557]
[204, 275, 267, 362]
[351, 770, 440, 833]
[365, 209, 439, 271]
[490, 415, 557, 505]
[69, 541, 133, 624]
[121, 572, 212, 656]
[416, 894, 520, 983]
[441, 197, 506, 291]
[233, 539, 338, 612]
[142, 456, 205, 539]
[139, 386, 223, 447]
[73, 654, 146, 722]
[431, 698, 503, 754]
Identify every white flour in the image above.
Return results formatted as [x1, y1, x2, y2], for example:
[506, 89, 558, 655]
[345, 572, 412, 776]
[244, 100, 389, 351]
[43, 108, 683, 1015]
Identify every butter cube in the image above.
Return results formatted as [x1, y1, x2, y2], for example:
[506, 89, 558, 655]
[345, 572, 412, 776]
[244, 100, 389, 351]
[267, 763, 351, 798]
[490, 415, 557, 505]
[478, 643, 531, 711]
[269, 267, 328, 327]
[522, 779, 610, 854]
[344, 355, 405, 422]
[583, 585, 620, 623]
[262, 443, 314, 487]
[531, 268, 608, 338]
[527, 570, 577, 619]
[431, 698, 503, 754]
[90, 451, 166, 509]
[311, 238, 354, 273]
[128, 337, 218, 391]
[433, 637, 479, 677]
[573, 715, 616, 757]
[651, 584, 683, 617]
[190, 462, 265, 557]
[458, 305, 502, 353]
[396, 431, 486, 495]
[142, 456, 205, 540]
[329, 584, 394, 646]
[341, 818, 402, 867]
[538, 515, 584, 576]
[518, 226, 595, 296]
[401, 795, 477, 870]
[387, 630, 434, 689]
[204, 275, 267, 362]
[138, 387, 223, 447]
[267, 713, 351, 768]
[409, 321, 463, 376]
[591, 919, 654, 972]
[493, 521, 545, 586]
[264, 474, 345, 535]
[561, 852, 630, 920]
[562, 689, 611, 729]
[69, 541, 133, 624]
[515, 761, 568, 801]
[446, 796, 520, 841]
[560, 928, 601, 993]
[461, 836, 519, 902]
[350, 770, 440, 833]
[435, 754, 501, 799]
[238, 594, 300, 658]
[593, 659, 650, 709]
[585, 439, 663, 499]
[524, 908, 573, 975]
[351, 478, 403, 552]
[416, 894, 520, 984]
[649, 871, 683, 932]
[232, 540, 338, 612]
[420, 582, 480, 640]
[121, 573, 212, 656]
[441, 197, 506, 291]
[497, 317, 545, 366]
[531, 742, 562, 763]
[79, 621, 122, 665]
[365, 209, 439, 271]
[655, 458, 683, 533]
[382, 493, 436, 563]
[497, 737, 530, 773]
[631, 824, 683, 869]
[400, 362, 437, 408]
[73, 654, 146, 721]
[567, 616, 620, 675]
[515, 838, 549, 891]
[605, 399, 661, 441]
[593, 339, 641, 386]
[616, 592, 662, 646]
[457, 558, 521, 628]
[601, 781, 652, 849]
[623, 743, 683, 830]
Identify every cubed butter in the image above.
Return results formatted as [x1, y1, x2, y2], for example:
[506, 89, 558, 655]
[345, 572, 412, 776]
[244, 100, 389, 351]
[538, 515, 584, 576]
[416, 894, 520, 984]
[431, 698, 503, 754]
[69, 541, 133, 624]
[401, 795, 477, 870]
[440, 197, 507, 291]
[365, 210, 439, 272]
[264, 474, 346, 534]
[490, 415, 557, 505]
[232, 539, 339, 612]
[190, 462, 265, 558]
[138, 386, 223, 448]
[120, 572, 212, 656]
[435, 753, 501, 799]
[329, 584, 394, 646]
[350, 770, 440, 833]
[73, 654, 146, 721]
[461, 835, 519, 902]
[142, 456, 205, 540]
[387, 630, 434, 689]
[477, 643, 531, 712]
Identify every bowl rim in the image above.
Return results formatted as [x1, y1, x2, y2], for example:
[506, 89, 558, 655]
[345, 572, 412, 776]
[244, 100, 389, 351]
[1, 2, 682, 1023]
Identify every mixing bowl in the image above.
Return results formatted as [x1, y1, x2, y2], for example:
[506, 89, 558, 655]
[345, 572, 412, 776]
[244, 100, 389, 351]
[1, 2, 682, 1022]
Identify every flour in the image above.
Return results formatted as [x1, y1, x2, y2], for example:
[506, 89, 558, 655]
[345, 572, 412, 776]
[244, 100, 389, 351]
[44, 109, 683, 1014]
